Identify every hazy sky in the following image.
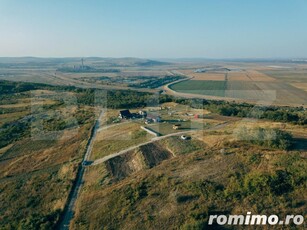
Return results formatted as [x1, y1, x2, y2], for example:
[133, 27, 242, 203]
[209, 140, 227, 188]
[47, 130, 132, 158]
[1, 0, 307, 58]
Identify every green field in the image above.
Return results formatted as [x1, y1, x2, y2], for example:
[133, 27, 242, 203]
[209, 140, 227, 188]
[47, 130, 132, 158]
[170, 80, 226, 97]
[170, 79, 307, 105]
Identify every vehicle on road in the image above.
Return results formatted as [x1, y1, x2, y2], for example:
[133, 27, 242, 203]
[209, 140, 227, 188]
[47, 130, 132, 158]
[180, 135, 191, 140]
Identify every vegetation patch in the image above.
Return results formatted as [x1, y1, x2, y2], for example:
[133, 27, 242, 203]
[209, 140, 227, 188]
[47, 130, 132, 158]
[159, 136, 206, 155]
[234, 127, 293, 150]
[170, 80, 226, 97]
[129, 75, 184, 89]
[72, 144, 306, 229]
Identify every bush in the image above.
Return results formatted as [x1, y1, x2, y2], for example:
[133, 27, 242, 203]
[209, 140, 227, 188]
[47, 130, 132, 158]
[243, 173, 271, 195]
[235, 127, 293, 150]
[269, 170, 294, 195]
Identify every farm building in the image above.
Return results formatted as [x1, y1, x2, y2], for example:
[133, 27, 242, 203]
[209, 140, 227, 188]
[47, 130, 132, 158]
[147, 115, 161, 123]
[145, 114, 161, 124]
[119, 110, 132, 119]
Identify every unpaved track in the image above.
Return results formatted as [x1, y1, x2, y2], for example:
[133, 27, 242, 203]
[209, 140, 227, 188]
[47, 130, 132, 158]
[58, 110, 104, 230]
[91, 121, 230, 166]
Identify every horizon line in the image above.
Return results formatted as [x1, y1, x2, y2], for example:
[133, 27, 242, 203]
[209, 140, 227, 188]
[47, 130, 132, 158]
[0, 56, 307, 60]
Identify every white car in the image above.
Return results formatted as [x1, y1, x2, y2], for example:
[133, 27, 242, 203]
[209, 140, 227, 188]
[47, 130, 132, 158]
[180, 135, 191, 140]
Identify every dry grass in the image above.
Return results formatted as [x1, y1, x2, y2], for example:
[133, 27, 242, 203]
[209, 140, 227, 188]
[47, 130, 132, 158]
[191, 73, 225, 81]
[228, 70, 276, 82]
[180, 69, 275, 82]
[0, 99, 56, 108]
[0, 144, 13, 155]
[228, 71, 251, 81]
[71, 124, 306, 229]
[0, 120, 93, 228]
[0, 110, 29, 125]
[291, 83, 307, 92]
[96, 122, 142, 141]
[193, 132, 230, 147]
[0, 90, 95, 229]
[91, 122, 153, 160]
[99, 109, 119, 124]
[161, 102, 178, 108]
[246, 70, 276, 82]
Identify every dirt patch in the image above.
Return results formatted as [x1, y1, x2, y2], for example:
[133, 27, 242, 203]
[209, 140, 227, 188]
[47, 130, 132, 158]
[105, 150, 145, 180]
[105, 143, 173, 180]
[139, 143, 173, 168]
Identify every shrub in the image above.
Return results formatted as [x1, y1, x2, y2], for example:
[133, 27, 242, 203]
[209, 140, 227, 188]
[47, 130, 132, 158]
[235, 127, 292, 150]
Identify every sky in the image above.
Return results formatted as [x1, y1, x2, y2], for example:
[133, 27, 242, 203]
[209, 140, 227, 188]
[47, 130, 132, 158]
[0, 0, 307, 59]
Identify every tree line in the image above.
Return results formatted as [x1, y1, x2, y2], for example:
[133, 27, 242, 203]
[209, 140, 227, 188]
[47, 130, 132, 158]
[1, 80, 306, 125]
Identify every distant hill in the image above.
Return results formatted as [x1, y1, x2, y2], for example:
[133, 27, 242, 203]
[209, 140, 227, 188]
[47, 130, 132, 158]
[0, 57, 169, 67]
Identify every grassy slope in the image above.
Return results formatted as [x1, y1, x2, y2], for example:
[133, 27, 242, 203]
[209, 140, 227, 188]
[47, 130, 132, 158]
[72, 131, 307, 229]
[0, 91, 95, 229]
[91, 123, 153, 161]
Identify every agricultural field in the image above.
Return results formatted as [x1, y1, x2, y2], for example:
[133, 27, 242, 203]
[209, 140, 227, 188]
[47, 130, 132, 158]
[2, 58, 306, 107]
[260, 69, 307, 83]
[291, 83, 307, 92]
[1, 58, 307, 229]
[169, 79, 269, 100]
[170, 80, 226, 97]
[191, 73, 226, 81]
[0, 57, 177, 92]
[170, 67, 307, 106]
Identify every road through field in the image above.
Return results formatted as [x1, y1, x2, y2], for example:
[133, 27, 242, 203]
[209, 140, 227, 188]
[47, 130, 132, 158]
[58, 110, 104, 230]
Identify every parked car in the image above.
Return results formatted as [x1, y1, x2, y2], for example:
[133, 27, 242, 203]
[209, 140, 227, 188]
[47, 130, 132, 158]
[180, 135, 191, 140]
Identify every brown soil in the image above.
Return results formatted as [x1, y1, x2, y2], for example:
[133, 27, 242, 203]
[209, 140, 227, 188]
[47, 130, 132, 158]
[105, 143, 173, 181]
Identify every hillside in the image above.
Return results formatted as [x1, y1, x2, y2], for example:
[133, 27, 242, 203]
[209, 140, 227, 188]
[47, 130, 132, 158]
[0, 80, 306, 229]
[0, 82, 96, 229]
[72, 126, 307, 229]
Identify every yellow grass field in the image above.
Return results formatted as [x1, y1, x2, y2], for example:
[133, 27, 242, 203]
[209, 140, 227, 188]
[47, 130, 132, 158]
[180, 69, 276, 82]
[227, 71, 251, 81]
[245, 70, 276, 82]
[190, 73, 226, 81]
[91, 122, 154, 160]
[291, 83, 307, 92]
[0, 99, 56, 108]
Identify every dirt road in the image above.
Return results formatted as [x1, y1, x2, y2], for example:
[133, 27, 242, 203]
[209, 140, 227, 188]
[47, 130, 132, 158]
[57, 110, 104, 230]
[91, 121, 230, 166]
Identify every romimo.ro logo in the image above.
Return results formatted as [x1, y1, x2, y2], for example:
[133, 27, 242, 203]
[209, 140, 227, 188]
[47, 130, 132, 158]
[208, 212, 305, 226]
